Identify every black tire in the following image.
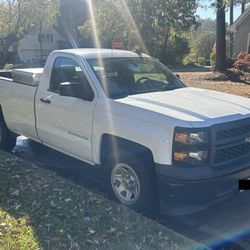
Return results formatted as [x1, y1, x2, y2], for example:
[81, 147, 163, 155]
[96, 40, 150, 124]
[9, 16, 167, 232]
[105, 152, 157, 212]
[0, 120, 16, 151]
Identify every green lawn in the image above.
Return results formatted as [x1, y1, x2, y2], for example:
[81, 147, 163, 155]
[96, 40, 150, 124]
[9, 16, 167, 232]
[0, 150, 205, 250]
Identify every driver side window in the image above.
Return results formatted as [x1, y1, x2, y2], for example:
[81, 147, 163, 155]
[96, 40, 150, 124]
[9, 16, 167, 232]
[49, 57, 94, 101]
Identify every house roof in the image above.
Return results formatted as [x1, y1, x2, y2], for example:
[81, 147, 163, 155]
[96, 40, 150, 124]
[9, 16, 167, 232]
[230, 6, 250, 31]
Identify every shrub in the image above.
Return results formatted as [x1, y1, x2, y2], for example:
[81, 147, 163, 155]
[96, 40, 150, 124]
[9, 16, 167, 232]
[165, 35, 190, 65]
[233, 51, 250, 72]
[230, 68, 242, 76]
[226, 57, 235, 68]
[198, 57, 206, 65]
[4, 64, 14, 70]
[210, 52, 216, 69]
[183, 53, 197, 65]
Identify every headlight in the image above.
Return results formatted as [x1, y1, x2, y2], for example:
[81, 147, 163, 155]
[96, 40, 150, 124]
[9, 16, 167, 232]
[173, 128, 210, 166]
[174, 129, 208, 144]
[174, 150, 208, 165]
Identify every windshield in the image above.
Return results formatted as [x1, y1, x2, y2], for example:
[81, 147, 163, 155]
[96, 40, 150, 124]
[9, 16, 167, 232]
[87, 57, 185, 99]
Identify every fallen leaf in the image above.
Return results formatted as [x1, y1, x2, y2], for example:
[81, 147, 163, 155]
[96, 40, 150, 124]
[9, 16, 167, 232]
[88, 227, 95, 234]
[11, 190, 20, 196]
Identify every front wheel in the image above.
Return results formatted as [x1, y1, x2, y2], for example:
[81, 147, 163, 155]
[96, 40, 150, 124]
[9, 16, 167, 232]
[0, 121, 16, 151]
[106, 154, 156, 212]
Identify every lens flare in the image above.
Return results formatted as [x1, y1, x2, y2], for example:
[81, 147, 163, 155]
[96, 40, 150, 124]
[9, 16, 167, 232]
[206, 226, 250, 249]
[64, 28, 79, 49]
[86, 0, 119, 163]
[119, 0, 148, 53]
[86, 0, 101, 49]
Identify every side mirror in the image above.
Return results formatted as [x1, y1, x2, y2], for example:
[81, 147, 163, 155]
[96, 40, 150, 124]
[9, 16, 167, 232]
[59, 82, 94, 101]
[175, 74, 180, 79]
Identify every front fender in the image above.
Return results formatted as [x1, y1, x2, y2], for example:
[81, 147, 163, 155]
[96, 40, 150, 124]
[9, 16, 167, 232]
[92, 99, 184, 165]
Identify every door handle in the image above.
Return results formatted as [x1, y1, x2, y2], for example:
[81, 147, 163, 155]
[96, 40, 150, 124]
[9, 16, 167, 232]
[40, 98, 51, 104]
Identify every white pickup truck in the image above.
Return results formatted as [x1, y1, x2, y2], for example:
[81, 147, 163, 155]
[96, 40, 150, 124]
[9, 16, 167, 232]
[1, 49, 250, 215]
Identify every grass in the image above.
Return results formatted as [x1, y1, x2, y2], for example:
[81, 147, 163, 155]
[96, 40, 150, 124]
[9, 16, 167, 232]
[0, 150, 205, 250]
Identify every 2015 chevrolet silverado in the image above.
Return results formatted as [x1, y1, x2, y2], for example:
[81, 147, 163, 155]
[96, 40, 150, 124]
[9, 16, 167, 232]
[1, 49, 250, 215]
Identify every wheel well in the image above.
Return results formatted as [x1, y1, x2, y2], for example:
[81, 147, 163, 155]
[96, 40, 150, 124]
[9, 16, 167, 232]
[100, 134, 154, 165]
[0, 105, 6, 125]
[0, 105, 14, 134]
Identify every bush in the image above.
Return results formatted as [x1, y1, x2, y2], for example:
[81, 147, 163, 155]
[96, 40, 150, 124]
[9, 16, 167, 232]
[233, 51, 250, 72]
[226, 57, 235, 68]
[165, 35, 190, 65]
[210, 52, 216, 69]
[4, 64, 14, 70]
[198, 57, 206, 65]
[183, 53, 197, 65]
[230, 68, 242, 76]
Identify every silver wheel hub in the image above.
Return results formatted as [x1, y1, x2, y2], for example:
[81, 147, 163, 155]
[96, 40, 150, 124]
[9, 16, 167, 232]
[111, 163, 140, 205]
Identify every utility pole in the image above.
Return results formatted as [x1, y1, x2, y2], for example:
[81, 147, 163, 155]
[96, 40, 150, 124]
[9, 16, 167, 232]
[39, 20, 43, 66]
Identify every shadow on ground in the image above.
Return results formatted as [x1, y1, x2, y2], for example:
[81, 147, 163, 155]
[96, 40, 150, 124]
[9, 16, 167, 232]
[1, 140, 200, 250]
[8, 136, 250, 250]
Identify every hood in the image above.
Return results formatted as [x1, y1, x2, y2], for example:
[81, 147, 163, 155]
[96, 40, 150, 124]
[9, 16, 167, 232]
[115, 87, 250, 126]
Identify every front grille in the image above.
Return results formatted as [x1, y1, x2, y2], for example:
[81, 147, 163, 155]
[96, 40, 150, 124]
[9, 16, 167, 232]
[217, 124, 250, 141]
[215, 142, 250, 164]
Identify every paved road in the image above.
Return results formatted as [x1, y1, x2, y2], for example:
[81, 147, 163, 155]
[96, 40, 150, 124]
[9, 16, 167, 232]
[12, 136, 250, 250]
[157, 192, 250, 250]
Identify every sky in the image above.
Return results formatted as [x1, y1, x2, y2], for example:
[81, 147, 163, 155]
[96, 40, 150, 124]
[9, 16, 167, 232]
[196, 1, 242, 23]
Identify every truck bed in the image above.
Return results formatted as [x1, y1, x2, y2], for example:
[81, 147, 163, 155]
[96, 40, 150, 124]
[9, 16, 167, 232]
[0, 70, 39, 140]
[0, 68, 43, 86]
[0, 71, 12, 79]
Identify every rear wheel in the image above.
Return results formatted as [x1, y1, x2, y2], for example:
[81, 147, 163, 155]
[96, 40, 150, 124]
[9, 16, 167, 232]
[106, 153, 156, 212]
[0, 121, 16, 151]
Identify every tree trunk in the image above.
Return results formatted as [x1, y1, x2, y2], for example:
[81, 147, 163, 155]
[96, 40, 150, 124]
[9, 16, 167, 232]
[162, 27, 170, 65]
[229, 0, 234, 58]
[39, 21, 43, 67]
[0, 48, 9, 69]
[241, 0, 246, 14]
[215, 0, 226, 72]
[0, 42, 12, 69]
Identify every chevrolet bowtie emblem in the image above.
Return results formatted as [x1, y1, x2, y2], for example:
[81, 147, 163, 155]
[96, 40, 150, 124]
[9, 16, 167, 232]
[245, 136, 250, 143]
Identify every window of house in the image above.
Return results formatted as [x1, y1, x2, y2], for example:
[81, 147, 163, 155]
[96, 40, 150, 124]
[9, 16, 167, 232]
[38, 34, 45, 42]
[38, 33, 54, 43]
[46, 34, 50, 42]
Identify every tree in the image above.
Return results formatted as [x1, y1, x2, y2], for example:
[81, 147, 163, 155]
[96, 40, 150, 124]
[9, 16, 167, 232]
[215, 0, 226, 71]
[229, 0, 234, 57]
[185, 19, 216, 62]
[193, 32, 216, 58]
[154, 0, 198, 64]
[200, 0, 250, 70]
[241, 0, 246, 12]
[79, 0, 198, 64]
[0, 0, 60, 67]
[79, 0, 132, 48]
[57, 0, 88, 48]
[165, 35, 190, 65]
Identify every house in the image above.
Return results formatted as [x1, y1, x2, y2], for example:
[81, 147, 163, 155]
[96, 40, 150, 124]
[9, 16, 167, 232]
[17, 27, 66, 65]
[230, 7, 250, 56]
[0, 27, 66, 66]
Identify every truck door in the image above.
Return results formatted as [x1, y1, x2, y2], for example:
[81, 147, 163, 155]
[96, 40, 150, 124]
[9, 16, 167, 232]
[35, 56, 96, 163]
